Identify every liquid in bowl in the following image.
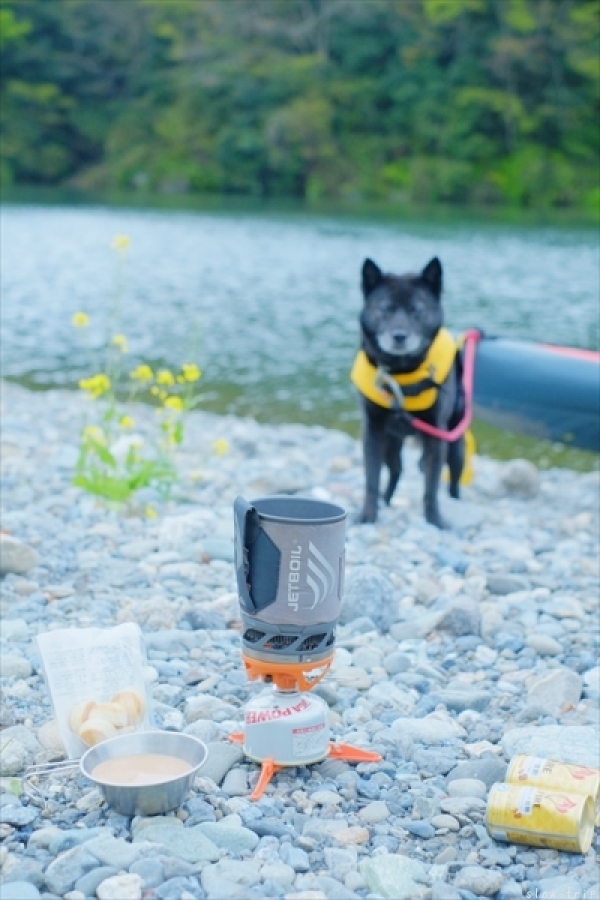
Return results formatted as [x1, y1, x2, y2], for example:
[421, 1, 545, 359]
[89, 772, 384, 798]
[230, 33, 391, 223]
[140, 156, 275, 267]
[91, 752, 193, 786]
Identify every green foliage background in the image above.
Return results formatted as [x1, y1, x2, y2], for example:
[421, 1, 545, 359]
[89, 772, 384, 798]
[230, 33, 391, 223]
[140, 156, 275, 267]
[1, 0, 598, 211]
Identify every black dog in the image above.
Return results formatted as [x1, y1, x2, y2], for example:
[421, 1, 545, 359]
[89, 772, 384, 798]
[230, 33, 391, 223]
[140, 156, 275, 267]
[351, 256, 465, 528]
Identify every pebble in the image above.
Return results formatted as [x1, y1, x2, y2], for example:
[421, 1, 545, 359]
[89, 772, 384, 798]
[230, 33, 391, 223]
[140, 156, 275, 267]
[132, 820, 220, 863]
[361, 855, 428, 899]
[0, 381, 598, 900]
[454, 865, 505, 896]
[440, 796, 487, 817]
[96, 873, 143, 900]
[196, 821, 259, 853]
[74, 867, 120, 896]
[404, 819, 435, 838]
[447, 778, 488, 799]
[525, 667, 583, 717]
[526, 633, 563, 656]
[499, 459, 540, 498]
[0, 533, 39, 575]
[431, 813, 460, 831]
[447, 757, 508, 789]
[0, 653, 32, 679]
[432, 883, 461, 900]
[0, 885, 41, 900]
[502, 725, 600, 769]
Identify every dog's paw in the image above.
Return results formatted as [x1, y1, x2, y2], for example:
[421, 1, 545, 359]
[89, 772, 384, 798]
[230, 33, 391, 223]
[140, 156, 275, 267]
[425, 509, 450, 530]
[356, 508, 378, 525]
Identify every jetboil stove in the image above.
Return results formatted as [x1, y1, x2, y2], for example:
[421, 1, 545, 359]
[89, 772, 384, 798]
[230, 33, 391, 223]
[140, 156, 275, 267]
[231, 496, 380, 800]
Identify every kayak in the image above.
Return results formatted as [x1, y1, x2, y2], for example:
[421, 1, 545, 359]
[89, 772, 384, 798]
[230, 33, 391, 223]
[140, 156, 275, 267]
[473, 337, 600, 453]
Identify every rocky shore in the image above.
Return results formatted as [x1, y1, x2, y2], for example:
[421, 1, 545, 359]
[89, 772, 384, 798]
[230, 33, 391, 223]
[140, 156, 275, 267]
[1, 380, 598, 900]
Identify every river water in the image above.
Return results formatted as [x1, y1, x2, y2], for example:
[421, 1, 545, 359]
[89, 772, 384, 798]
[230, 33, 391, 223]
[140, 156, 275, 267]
[1, 201, 597, 433]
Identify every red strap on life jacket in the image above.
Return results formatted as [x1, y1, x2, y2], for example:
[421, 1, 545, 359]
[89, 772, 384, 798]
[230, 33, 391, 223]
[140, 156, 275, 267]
[409, 329, 482, 441]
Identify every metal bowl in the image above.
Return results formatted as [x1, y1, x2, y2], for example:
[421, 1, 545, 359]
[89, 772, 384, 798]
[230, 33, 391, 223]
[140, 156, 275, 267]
[80, 730, 209, 817]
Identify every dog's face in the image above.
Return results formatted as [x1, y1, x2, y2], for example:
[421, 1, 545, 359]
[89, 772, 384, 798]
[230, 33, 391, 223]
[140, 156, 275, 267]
[359, 257, 444, 370]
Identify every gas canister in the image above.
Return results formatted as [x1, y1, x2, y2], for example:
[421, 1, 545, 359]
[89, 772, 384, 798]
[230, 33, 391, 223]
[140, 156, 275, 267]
[486, 782, 595, 853]
[506, 754, 599, 824]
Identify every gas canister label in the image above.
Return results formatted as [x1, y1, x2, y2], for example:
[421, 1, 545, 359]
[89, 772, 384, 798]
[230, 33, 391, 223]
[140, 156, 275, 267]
[517, 787, 536, 817]
[521, 756, 546, 779]
[245, 697, 309, 725]
[292, 722, 326, 757]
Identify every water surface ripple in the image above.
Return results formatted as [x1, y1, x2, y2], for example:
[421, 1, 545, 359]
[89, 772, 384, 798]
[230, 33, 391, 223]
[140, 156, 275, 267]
[2, 204, 597, 429]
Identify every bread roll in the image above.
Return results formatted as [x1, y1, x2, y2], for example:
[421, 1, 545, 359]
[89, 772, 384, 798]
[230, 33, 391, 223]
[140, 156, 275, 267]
[68, 700, 97, 734]
[111, 689, 145, 725]
[79, 717, 117, 746]
[91, 702, 128, 729]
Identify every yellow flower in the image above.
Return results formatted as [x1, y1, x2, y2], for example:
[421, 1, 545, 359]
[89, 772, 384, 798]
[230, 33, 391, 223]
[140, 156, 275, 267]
[111, 234, 131, 254]
[181, 363, 201, 383]
[82, 425, 105, 443]
[164, 396, 183, 411]
[212, 438, 229, 456]
[119, 415, 135, 429]
[145, 505, 158, 519]
[156, 369, 175, 386]
[130, 365, 153, 382]
[79, 373, 111, 399]
[112, 334, 128, 353]
[72, 312, 89, 328]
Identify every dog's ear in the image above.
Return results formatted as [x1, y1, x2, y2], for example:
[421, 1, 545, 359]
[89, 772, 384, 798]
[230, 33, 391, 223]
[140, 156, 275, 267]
[420, 257, 442, 297]
[362, 258, 383, 296]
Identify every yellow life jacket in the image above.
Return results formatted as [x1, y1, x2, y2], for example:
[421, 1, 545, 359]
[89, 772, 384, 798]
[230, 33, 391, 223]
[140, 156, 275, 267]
[350, 327, 476, 485]
[350, 327, 457, 411]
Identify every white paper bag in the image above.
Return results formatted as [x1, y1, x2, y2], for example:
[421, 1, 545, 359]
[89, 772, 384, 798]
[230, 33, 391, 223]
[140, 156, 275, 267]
[37, 623, 153, 759]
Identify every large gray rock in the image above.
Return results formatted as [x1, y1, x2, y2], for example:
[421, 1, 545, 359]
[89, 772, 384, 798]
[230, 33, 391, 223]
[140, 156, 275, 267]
[0, 619, 29, 641]
[435, 600, 481, 637]
[390, 712, 466, 744]
[96, 873, 143, 900]
[0, 654, 32, 680]
[43, 846, 99, 895]
[132, 819, 219, 863]
[200, 742, 244, 785]
[340, 565, 398, 631]
[84, 834, 157, 869]
[446, 756, 508, 789]
[0, 883, 41, 900]
[37, 720, 66, 759]
[361, 855, 428, 900]
[454, 866, 504, 897]
[437, 689, 489, 712]
[501, 725, 600, 768]
[500, 459, 540, 498]
[527, 633, 563, 656]
[196, 822, 259, 853]
[0, 803, 39, 827]
[533, 876, 585, 900]
[201, 860, 262, 899]
[0, 703, 16, 730]
[525, 667, 582, 717]
[486, 573, 530, 595]
[0, 726, 44, 775]
[0, 535, 38, 575]
[0, 858, 44, 889]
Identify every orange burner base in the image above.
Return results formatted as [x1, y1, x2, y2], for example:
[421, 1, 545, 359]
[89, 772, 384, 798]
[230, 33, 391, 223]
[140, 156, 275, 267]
[241, 653, 334, 692]
[229, 732, 382, 801]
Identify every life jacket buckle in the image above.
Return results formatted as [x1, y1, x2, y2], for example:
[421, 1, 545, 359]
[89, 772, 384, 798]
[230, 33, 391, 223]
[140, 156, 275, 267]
[375, 368, 404, 409]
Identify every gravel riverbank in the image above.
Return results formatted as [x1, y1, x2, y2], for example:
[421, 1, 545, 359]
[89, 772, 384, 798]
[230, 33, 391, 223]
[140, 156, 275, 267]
[1, 380, 598, 900]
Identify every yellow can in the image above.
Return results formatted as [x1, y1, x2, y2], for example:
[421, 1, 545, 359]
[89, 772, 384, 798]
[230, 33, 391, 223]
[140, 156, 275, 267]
[506, 754, 600, 823]
[486, 782, 595, 853]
